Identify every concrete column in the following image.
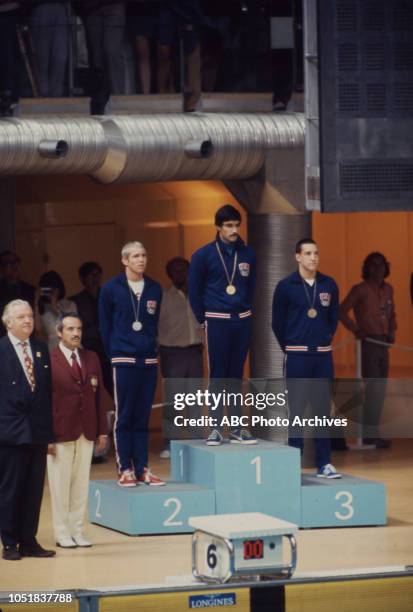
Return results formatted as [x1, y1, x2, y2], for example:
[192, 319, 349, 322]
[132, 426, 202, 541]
[248, 212, 311, 378]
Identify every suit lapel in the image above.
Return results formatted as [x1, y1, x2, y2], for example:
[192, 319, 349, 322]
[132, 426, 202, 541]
[30, 339, 44, 387]
[4, 336, 31, 392]
[78, 349, 87, 385]
[56, 345, 85, 384]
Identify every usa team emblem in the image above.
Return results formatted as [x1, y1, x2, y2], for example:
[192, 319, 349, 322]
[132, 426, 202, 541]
[319, 292, 331, 307]
[238, 262, 250, 277]
[146, 300, 157, 315]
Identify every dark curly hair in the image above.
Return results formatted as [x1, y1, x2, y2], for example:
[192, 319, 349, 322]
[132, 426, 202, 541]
[362, 252, 390, 280]
[39, 270, 66, 300]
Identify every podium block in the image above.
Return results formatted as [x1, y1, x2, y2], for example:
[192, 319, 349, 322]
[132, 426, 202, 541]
[88, 480, 215, 535]
[171, 440, 301, 524]
[301, 474, 386, 528]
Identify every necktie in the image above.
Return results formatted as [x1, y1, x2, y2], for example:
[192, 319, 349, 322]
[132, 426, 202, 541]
[20, 342, 36, 392]
[71, 352, 82, 383]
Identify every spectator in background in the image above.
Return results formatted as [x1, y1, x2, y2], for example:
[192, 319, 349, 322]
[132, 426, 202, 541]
[340, 252, 396, 449]
[158, 257, 204, 458]
[70, 262, 113, 398]
[35, 270, 77, 349]
[0, 3, 20, 116]
[70, 262, 112, 464]
[0, 250, 35, 336]
[127, 1, 159, 95]
[76, 1, 126, 114]
[28, 1, 70, 97]
[158, 0, 203, 112]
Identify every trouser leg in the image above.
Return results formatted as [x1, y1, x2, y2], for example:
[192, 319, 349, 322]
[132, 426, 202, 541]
[47, 441, 74, 541]
[68, 435, 94, 538]
[131, 366, 157, 476]
[113, 366, 139, 473]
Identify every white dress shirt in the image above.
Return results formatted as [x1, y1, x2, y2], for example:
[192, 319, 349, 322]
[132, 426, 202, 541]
[128, 279, 145, 296]
[158, 286, 203, 347]
[59, 342, 81, 367]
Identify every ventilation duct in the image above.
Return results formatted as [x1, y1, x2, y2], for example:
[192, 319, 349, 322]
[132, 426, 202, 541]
[0, 113, 305, 184]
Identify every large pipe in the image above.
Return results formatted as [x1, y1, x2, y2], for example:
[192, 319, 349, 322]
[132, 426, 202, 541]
[0, 117, 107, 176]
[0, 113, 305, 184]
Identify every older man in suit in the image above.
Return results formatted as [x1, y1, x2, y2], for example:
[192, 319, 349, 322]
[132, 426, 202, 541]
[0, 299, 55, 561]
[47, 313, 108, 548]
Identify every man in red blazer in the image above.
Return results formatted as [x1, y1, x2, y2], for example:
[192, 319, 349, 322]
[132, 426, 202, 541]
[48, 313, 108, 548]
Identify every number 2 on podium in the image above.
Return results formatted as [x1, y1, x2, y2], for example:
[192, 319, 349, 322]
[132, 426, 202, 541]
[94, 489, 102, 518]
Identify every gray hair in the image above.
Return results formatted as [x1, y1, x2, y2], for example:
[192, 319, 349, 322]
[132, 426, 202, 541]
[121, 241, 146, 259]
[1, 299, 33, 327]
[55, 312, 82, 334]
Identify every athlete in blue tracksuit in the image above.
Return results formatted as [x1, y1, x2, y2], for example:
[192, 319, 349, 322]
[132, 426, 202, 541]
[272, 238, 342, 478]
[99, 241, 165, 486]
[189, 204, 257, 445]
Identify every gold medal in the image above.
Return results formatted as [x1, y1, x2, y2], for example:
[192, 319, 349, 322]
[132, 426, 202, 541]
[215, 242, 238, 296]
[307, 308, 318, 318]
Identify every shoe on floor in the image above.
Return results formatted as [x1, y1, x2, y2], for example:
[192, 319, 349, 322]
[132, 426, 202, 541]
[56, 537, 77, 549]
[376, 438, 392, 449]
[317, 463, 341, 479]
[229, 429, 257, 445]
[19, 541, 56, 558]
[137, 467, 166, 486]
[118, 469, 137, 487]
[72, 535, 92, 547]
[363, 438, 392, 449]
[92, 455, 107, 464]
[2, 545, 21, 561]
[206, 429, 224, 446]
[160, 448, 170, 459]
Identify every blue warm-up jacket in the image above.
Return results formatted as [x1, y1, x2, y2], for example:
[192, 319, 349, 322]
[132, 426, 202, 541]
[189, 235, 256, 324]
[272, 271, 339, 354]
[99, 273, 162, 366]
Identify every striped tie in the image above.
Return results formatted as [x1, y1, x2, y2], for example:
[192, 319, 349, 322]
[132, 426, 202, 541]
[20, 342, 36, 392]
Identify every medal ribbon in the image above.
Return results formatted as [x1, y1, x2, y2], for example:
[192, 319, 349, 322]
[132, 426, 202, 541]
[128, 283, 142, 327]
[215, 242, 238, 288]
[302, 277, 317, 312]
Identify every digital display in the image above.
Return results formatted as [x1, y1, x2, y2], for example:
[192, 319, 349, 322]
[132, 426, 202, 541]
[243, 539, 264, 560]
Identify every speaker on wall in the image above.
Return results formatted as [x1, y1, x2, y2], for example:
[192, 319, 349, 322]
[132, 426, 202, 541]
[318, 0, 413, 212]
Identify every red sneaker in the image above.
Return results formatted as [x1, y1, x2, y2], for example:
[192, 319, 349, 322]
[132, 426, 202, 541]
[117, 469, 137, 487]
[137, 467, 166, 486]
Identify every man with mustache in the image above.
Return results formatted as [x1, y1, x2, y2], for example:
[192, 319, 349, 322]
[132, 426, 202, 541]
[189, 205, 257, 445]
[47, 313, 108, 548]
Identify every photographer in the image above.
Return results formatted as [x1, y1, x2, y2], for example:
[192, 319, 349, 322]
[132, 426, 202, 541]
[35, 271, 77, 348]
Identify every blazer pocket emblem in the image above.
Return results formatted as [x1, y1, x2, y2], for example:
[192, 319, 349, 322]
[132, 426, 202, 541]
[36, 352, 42, 358]
[90, 376, 99, 392]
